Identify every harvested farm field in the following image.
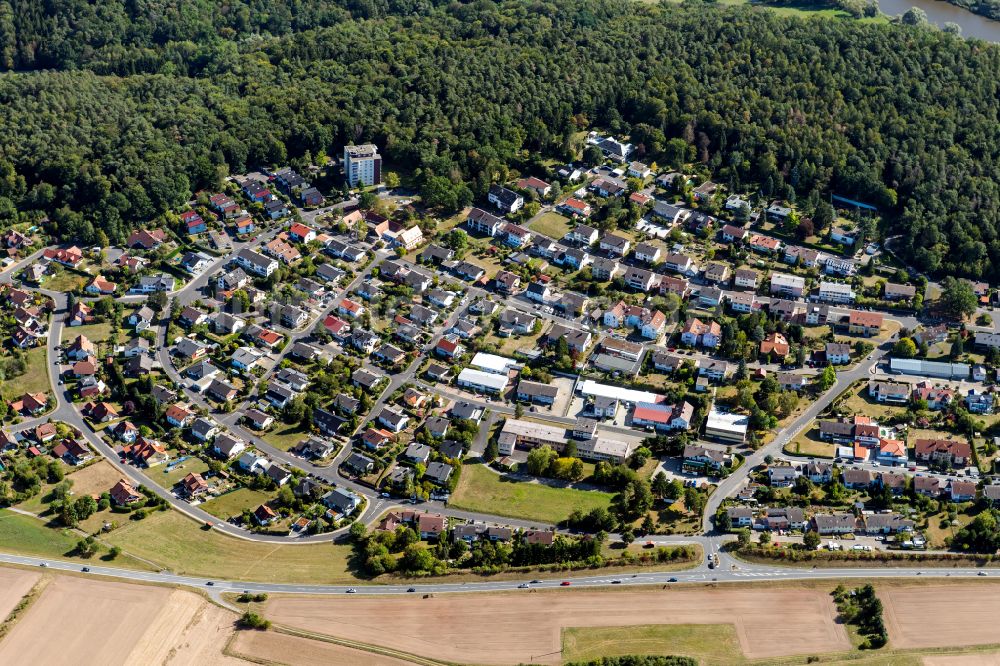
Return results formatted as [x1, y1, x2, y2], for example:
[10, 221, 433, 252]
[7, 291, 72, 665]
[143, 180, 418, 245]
[0, 571, 246, 666]
[0, 568, 39, 621]
[229, 629, 417, 666]
[882, 584, 1000, 650]
[264, 586, 851, 664]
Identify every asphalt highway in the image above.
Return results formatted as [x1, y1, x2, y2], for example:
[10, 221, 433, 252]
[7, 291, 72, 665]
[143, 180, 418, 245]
[0, 551, 992, 597]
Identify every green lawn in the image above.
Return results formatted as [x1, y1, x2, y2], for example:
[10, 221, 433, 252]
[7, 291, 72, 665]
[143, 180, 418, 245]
[63, 320, 114, 345]
[450, 464, 612, 525]
[1, 346, 50, 401]
[199, 488, 273, 520]
[784, 422, 835, 458]
[103, 510, 360, 584]
[262, 423, 312, 451]
[527, 211, 571, 240]
[44, 269, 88, 293]
[156, 456, 211, 490]
[0, 509, 152, 569]
[562, 624, 743, 664]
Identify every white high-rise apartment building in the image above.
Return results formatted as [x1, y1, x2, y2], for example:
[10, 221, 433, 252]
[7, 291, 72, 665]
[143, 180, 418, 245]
[344, 144, 382, 187]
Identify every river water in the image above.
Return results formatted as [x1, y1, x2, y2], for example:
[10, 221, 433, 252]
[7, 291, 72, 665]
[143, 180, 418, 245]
[876, 0, 1000, 41]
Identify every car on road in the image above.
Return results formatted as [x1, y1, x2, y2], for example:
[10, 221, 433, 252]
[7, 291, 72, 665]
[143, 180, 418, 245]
[979, 572, 989, 576]
[206, 581, 214, 586]
[560, 581, 571, 586]
[346, 588, 357, 593]
[531, 579, 542, 584]
[407, 587, 416, 592]
[81, 567, 90, 573]
[668, 578, 678, 583]
[380, 492, 390, 498]
[39, 563, 47, 568]
[611, 580, 622, 584]
[518, 583, 529, 589]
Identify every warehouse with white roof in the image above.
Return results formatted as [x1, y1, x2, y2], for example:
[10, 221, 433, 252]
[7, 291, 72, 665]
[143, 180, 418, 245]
[470, 352, 519, 375]
[457, 367, 509, 394]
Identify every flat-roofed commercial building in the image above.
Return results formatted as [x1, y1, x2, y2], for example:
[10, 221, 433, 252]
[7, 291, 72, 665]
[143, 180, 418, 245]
[704, 407, 749, 443]
[457, 368, 509, 395]
[470, 352, 519, 375]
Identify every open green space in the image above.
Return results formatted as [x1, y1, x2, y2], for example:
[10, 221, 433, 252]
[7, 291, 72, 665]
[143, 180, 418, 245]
[156, 456, 211, 489]
[0, 509, 152, 569]
[63, 320, 114, 345]
[103, 510, 359, 584]
[527, 211, 571, 240]
[43, 269, 88, 293]
[562, 623, 742, 664]
[785, 422, 835, 458]
[833, 381, 908, 422]
[450, 463, 612, 525]
[199, 487, 273, 520]
[262, 422, 312, 451]
[1, 346, 50, 400]
[482, 329, 545, 356]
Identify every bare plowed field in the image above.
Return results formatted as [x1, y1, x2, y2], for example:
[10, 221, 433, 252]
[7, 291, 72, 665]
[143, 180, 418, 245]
[266, 586, 850, 664]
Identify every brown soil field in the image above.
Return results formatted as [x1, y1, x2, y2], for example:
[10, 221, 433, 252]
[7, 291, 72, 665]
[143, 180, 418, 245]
[65, 460, 125, 497]
[883, 585, 1000, 650]
[230, 630, 417, 666]
[265, 586, 850, 664]
[0, 572, 247, 666]
[0, 568, 39, 620]
[124, 589, 245, 665]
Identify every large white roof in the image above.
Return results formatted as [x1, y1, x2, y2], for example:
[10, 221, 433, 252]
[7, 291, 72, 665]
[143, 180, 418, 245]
[578, 379, 660, 405]
[457, 368, 509, 391]
[470, 352, 518, 375]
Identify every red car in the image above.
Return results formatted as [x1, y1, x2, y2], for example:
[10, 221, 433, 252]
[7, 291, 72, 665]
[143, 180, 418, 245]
[560, 581, 571, 586]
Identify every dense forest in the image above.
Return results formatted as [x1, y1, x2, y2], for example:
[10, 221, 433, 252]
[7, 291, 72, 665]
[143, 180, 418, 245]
[1, 0, 1000, 278]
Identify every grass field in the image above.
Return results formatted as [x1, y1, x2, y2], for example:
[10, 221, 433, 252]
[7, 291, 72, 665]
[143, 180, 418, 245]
[528, 212, 571, 240]
[103, 511, 359, 583]
[482, 329, 545, 356]
[1, 346, 50, 400]
[0, 509, 150, 570]
[44, 269, 88, 293]
[262, 422, 311, 451]
[156, 456, 211, 489]
[63, 320, 114, 345]
[562, 624, 742, 664]
[450, 464, 612, 525]
[15, 460, 120, 516]
[785, 422, 835, 458]
[834, 381, 908, 421]
[199, 488, 272, 520]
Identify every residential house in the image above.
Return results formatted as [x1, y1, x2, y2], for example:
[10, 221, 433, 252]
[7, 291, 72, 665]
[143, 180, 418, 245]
[770, 273, 806, 298]
[825, 342, 851, 365]
[884, 283, 917, 301]
[517, 176, 551, 197]
[559, 199, 593, 219]
[488, 184, 524, 213]
[734, 268, 758, 289]
[680, 318, 721, 348]
[599, 233, 631, 257]
[914, 438, 971, 466]
[818, 281, 856, 304]
[466, 208, 505, 236]
[848, 311, 883, 337]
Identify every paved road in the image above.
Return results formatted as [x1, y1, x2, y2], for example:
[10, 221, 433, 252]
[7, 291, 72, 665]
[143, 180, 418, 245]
[1, 550, 993, 597]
